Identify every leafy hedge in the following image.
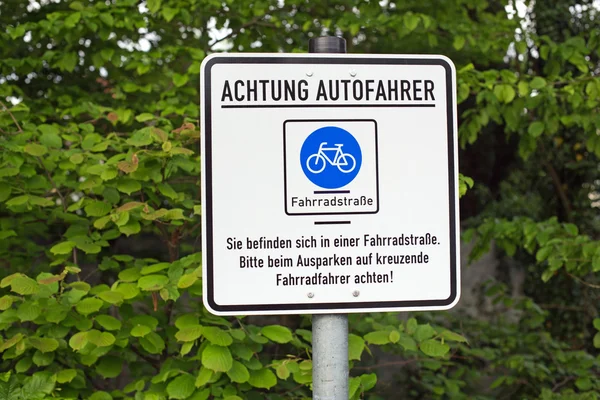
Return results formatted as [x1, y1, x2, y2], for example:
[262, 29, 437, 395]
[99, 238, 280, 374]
[3, 0, 600, 399]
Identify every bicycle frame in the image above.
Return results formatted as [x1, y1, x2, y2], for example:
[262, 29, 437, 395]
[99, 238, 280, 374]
[317, 142, 346, 165]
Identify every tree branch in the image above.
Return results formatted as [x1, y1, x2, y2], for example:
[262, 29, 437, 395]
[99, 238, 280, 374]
[210, 17, 260, 48]
[567, 272, 600, 289]
[0, 100, 23, 132]
[540, 141, 572, 221]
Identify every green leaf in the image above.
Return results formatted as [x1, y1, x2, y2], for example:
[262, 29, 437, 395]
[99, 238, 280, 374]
[99, 13, 114, 26]
[440, 330, 468, 343]
[117, 179, 142, 195]
[576, 377, 592, 391]
[96, 356, 122, 378]
[117, 201, 145, 212]
[85, 200, 112, 217]
[389, 330, 401, 344]
[24, 143, 48, 156]
[201, 344, 233, 372]
[70, 153, 84, 164]
[87, 330, 116, 347]
[162, 7, 178, 22]
[56, 369, 77, 383]
[97, 290, 124, 305]
[58, 51, 78, 72]
[0, 167, 19, 178]
[95, 315, 122, 331]
[94, 216, 111, 230]
[11, 276, 39, 295]
[64, 11, 81, 27]
[69, 331, 88, 351]
[138, 274, 169, 291]
[175, 325, 203, 342]
[170, 147, 194, 155]
[118, 268, 141, 282]
[0, 230, 16, 240]
[39, 132, 62, 149]
[348, 334, 365, 360]
[1, 273, 20, 288]
[139, 332, 165, 354]
[50, 241, 75, 255]
[0, 295, 14, 311]
[364, 330, 391, 345]
[261, 325, 293, 344]
[248, 368, 277, 389]
[227, 361, 250, 383]
[131, 325, 152, 337]
[18, 301, 41, 321]
[126, 129, 153, 147]
[16, 357, 32, 373]
[419, 339, 450, 357]
[177, 273, 198, 289]
[76, 297, 104, 315]
[89, 392, 112, 400]
[530, 76, 547, 90]
[536, 246, 551, 262]
[157, 182, 178, 200]
[398, 336, 417, 351]
[275, 363, 290, 380]
[414, 324, 437, 342]
[173, 74, 189, 88]
[119, 219, 141, 236]
[404, 13, 419, 31]
[349, 376, 361, 399]
[175, 314, 200, 329]
[0, 333, 23, 352]
[453, 36, 465, 50]
[0, 184, 11, 203]
[166, 374, 195, 399]
[180, 341, 193, 356]
[591, 331, 600, 350]
[135, 113, 155, 122]
[147, 0, 161, 13]
[518, 81, 529, 96]
[494, 84, 515, 104]
[29, 337, 59, 353]
[528, 121, 545, 137]
[140, 262, 170, 275]
[360, 373, 377, 391]
[5, 195, 28, 207]
[101, 168, 118, 181]
[114, 283, 140, 299]
[203, 326, 233, 346]
[195, 367, 213, 387]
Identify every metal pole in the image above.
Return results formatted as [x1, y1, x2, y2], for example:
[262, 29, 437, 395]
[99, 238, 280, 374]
[309, 36, 349, 400]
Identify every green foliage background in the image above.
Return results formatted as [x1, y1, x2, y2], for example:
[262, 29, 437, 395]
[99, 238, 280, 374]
[1, 0, 600, 399]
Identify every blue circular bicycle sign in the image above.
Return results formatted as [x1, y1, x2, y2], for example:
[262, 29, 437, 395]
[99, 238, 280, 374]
[300, 126, 362, 189]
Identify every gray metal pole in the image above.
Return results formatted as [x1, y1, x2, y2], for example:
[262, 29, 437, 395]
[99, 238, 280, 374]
[309, 36, 349, 400]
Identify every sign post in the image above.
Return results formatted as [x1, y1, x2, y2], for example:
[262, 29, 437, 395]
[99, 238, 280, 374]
[200, 37, 460, 399]
[309, 36, 349, 400]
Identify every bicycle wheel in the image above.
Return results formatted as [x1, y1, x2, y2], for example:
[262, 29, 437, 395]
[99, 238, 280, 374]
[337, 153, 356, 173]
[306, 154, 326, 174]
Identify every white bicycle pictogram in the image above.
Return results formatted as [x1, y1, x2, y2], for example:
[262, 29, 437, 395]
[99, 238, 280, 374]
[306, 142, 357, 174]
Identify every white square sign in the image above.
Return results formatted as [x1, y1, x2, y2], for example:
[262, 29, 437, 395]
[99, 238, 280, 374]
[201, 53, 460, 315]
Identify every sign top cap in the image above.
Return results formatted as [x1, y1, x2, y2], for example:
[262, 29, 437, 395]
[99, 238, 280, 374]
[308, 36, 346, 54]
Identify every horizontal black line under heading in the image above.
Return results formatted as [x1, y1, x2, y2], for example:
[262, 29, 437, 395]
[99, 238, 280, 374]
[314, 221, 351, 225]
[221, 103, 436, 109]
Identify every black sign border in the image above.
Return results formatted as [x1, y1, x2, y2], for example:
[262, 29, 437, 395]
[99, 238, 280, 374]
[202, 56, 458, 314]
